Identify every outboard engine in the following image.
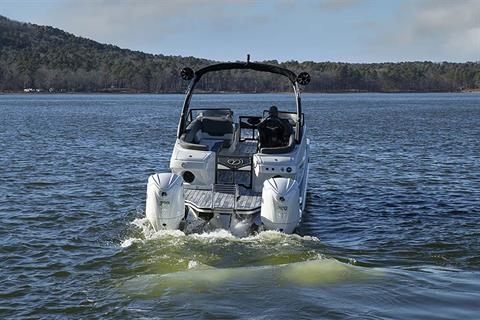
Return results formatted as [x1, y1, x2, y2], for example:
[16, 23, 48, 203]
[261, 177, 301, 233]
[146, 173, 185, 231]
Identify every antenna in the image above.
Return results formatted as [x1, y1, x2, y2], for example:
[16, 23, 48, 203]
[246, 54, 250, 64]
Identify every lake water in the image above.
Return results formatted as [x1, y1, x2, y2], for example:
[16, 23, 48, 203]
[1, 93, 479, 319]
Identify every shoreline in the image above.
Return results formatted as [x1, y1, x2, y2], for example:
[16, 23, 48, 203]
[1, 90, 479, 95]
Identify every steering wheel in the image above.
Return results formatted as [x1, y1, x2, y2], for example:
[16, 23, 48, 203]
[265, 116, 283, 129]
[247, 117, 261, 126]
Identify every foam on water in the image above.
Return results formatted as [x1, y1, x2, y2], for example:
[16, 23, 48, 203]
[120, 238, 142, 248]
[121, 217, 321, 248]
[120, 217, 186, 247]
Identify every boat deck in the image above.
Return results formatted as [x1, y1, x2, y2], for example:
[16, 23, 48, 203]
[219, 140, 258, 156]
[184, 186, 262, 213]
[185, 140, 261, 213]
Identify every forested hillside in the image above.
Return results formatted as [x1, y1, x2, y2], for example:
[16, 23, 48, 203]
[1, 15, 480, 93]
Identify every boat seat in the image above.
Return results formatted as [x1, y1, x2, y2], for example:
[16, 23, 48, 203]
[201, 116, 234, 137]
[179, 116, 234, 151]
[178, 136, 208, 151]
[258, 115, 294, 153]
[198, 139, 226, 152]
[260, 133, 295, 154]
[178, 119, 208, 150]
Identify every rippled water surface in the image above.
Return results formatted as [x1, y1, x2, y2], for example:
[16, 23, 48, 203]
[1, 93, 479, 319]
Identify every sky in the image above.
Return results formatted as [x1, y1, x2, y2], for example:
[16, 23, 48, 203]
[1, 0, 479, 63]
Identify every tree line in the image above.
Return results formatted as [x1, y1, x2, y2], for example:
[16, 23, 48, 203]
[1, 15, 480, 93]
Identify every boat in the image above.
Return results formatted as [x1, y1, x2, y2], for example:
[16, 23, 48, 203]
[145, 56, 311, 235]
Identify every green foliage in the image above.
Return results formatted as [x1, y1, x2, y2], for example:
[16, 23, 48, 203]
[1, 15, 479, 93]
